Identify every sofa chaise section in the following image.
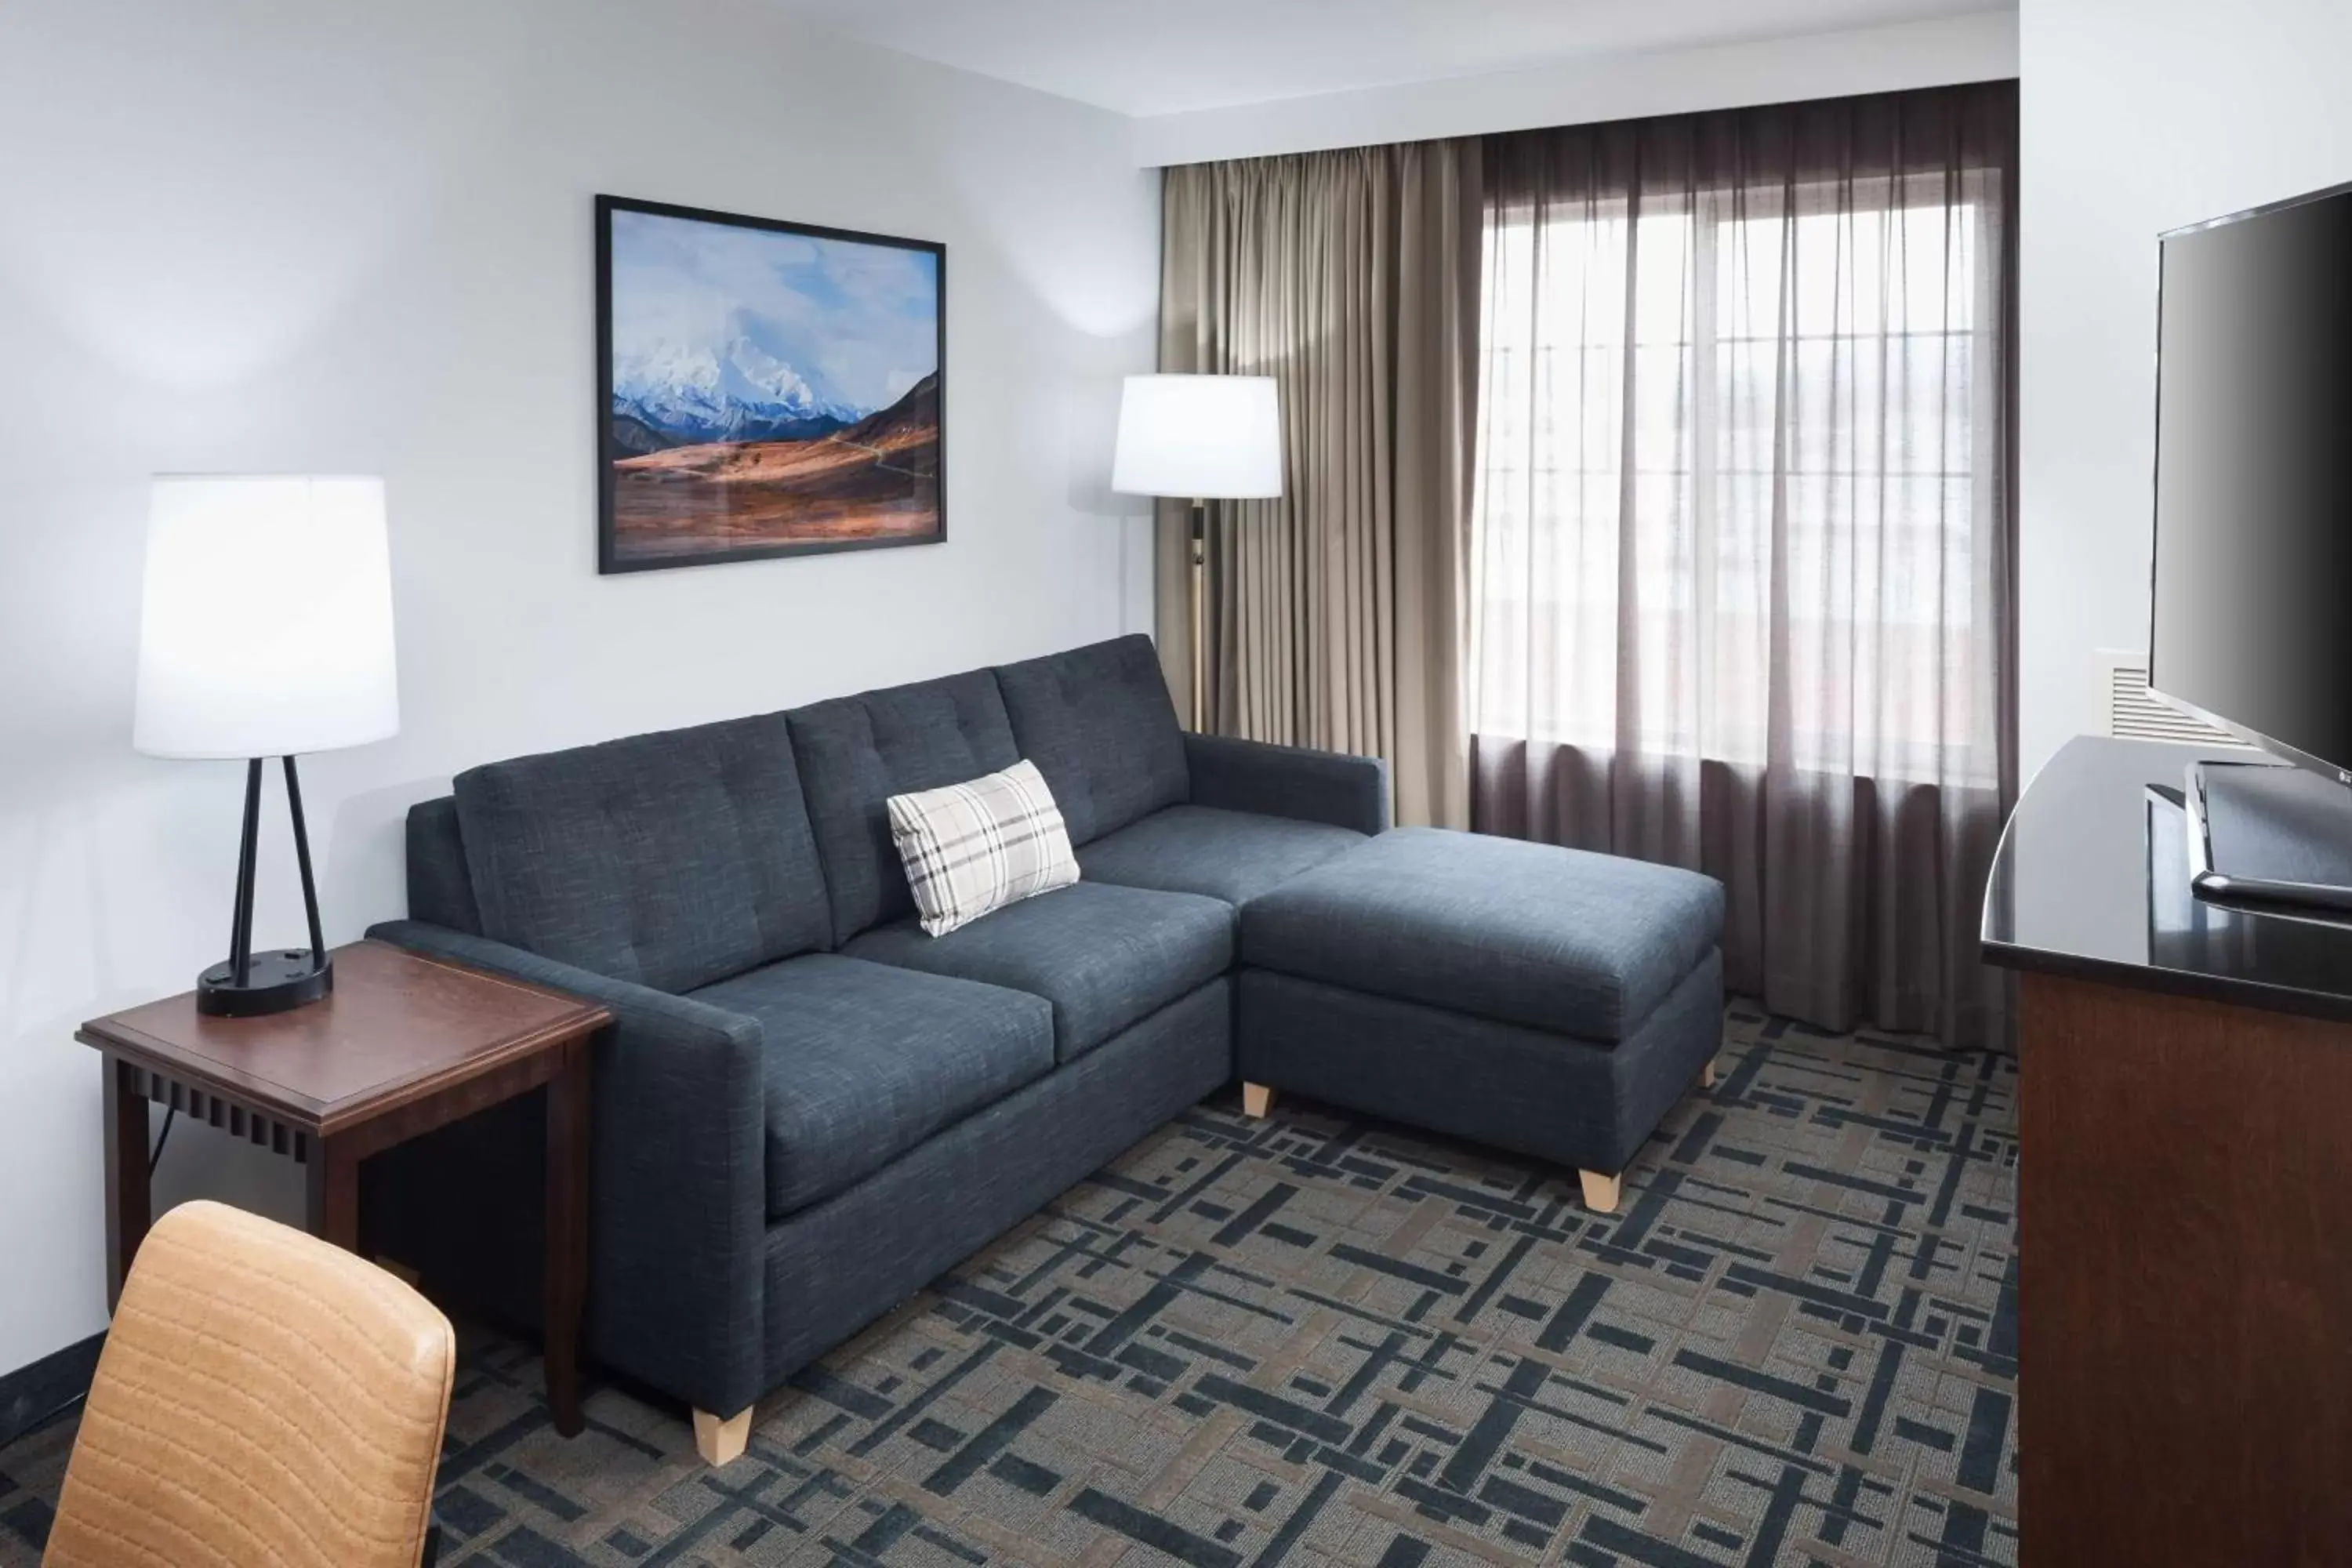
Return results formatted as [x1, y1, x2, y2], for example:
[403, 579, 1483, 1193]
[1234, 826, 1727, 1212]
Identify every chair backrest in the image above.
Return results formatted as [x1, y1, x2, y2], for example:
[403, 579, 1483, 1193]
[45, 1200, 456, 1568]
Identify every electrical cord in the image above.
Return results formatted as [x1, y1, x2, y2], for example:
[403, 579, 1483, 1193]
[149, 1107, 176, 1174]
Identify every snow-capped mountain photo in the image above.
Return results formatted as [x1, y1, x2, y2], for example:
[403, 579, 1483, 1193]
[599, 198, 945, 571]
[611, 335, 868, 453]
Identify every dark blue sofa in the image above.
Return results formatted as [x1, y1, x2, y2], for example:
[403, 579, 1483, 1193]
[363, 633, 1723, 1460]
[363, 636, 1377, 1451]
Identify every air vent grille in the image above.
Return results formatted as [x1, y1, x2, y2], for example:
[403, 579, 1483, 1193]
[2098, 649, 2249, 747]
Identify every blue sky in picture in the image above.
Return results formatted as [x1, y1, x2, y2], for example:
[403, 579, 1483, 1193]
[608, 207, 939, 446]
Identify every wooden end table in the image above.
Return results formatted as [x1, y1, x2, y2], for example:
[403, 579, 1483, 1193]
[77, 938, 611, 1436]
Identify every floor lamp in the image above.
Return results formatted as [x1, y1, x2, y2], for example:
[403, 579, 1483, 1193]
[1110, 375, 1283, 730]
[134, 475, 401, 1016]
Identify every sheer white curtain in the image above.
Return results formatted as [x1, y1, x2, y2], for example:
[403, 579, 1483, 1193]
[1468, 85, 2018, 1049]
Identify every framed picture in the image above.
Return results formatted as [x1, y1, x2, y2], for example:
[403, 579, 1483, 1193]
[596, 194, 946, 573]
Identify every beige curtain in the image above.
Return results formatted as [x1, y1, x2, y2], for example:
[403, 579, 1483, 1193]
[1155, 142, 1481, 828]
[1468, 83, 2020, 1049]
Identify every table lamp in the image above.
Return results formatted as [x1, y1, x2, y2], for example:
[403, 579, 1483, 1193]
[1110, 374, 1283, 729]
[134, 476, 400, 1016]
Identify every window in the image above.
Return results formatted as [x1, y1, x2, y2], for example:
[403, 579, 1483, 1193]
[1470, 178, 1999, 784]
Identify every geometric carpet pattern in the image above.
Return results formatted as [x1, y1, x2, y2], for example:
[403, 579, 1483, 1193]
[0, 1004, 2016, 1567]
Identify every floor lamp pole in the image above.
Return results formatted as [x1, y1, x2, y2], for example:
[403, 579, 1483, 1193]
[1189, 498, 1206, 731]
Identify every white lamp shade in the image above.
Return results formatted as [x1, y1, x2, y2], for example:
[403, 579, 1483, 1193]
[133, 475, 400, 759]
[1110, 374, 1283, 499]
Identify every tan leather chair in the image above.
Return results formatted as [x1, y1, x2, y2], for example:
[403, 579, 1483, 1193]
[45, 1200, 456, 1568]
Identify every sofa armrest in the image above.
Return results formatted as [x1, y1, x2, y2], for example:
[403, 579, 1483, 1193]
[1183, 733, 1391, 837]
[367, 920, 768, 1418]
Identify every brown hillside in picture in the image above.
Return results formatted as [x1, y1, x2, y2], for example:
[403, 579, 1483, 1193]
[608, 372, 941, 564]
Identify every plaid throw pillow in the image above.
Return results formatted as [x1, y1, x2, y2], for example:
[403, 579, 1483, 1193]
[887, 758, 1080, 936]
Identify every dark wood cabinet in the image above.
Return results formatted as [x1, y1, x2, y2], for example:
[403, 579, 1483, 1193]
[1987, 737, 2352, 1565]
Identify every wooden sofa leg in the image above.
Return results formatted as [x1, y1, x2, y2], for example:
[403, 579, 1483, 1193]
[1242, 1082, 1275, 1118]
[693, 1406, 752, 1467]
[1702, 1055, 1720, 1088]
[1578, 1169, 1623, 1214]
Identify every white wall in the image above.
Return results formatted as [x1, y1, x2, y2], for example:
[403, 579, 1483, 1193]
[2019, 0, 2352, 774]
[1133, 9, 2019, 167]
[0, 0, 1158, 1375]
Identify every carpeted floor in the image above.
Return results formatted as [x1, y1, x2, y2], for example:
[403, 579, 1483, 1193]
[0, 1005, 2016, 1567]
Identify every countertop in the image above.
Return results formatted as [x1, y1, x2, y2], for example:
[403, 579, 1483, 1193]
[1982, 733, 2352, 1021]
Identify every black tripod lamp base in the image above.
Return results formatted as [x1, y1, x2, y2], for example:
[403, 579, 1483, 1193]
[201, 755, 336, 1019]
[196, 949, 334, 1018]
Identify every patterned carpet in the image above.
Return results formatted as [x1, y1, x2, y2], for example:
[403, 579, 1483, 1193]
[0, 1005, 2016, 1567]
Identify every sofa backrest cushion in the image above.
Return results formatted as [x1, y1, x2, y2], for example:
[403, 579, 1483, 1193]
[993, 634, 1189, 847]
[787, 670, 1021, 945]
[452, 712, 831, 993]
[404, 797, 483, 936]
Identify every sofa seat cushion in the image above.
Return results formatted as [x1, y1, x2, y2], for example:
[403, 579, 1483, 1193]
[692, 954, 1054, 1218]
[844, 880, 1232, 1062]
[1240, 827, 1725, 1042]
[1077, 805, 1367, 907]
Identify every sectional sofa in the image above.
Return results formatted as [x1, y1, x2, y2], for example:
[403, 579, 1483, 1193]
[365, 633, 1723, 1465]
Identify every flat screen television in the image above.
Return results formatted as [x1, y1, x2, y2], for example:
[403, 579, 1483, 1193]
[2151, 180, 2352, 775]
[2152, 179, 2352, 908]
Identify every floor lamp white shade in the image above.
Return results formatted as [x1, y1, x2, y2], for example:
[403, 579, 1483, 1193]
[1110, 375, 1283, 499]
[134, 475, 401, 760]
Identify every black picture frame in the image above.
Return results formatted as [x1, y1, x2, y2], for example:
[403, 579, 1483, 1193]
[595, 194, 947, 575]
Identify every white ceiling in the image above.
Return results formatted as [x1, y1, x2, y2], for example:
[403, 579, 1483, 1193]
[765, 0, 2008, 118]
